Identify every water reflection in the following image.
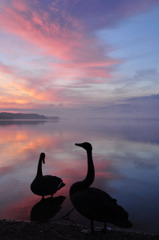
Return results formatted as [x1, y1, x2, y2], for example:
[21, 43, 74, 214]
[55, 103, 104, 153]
[30, 196, 65, 222]
[0, 120, 47, 126]
[0, 119, 59, 126]
[0, 119, 159, 233]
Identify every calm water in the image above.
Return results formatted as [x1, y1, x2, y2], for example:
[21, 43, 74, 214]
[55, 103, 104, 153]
[0, 118, 159, 233]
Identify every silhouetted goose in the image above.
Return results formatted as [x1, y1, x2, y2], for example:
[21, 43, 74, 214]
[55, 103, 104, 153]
[69, 142, 132, 233]
[31, 152, 65, 198]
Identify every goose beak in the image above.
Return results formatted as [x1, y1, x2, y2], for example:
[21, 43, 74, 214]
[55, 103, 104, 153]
[40, 152, 45, 164]
[75, 143, 82, 147]
[42, 155, 45, 164]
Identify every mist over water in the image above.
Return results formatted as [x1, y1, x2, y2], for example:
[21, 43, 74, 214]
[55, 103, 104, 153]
[0, 118, 159, 233]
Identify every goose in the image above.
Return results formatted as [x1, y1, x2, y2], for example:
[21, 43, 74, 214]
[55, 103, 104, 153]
[31, 152, 65, 199]
[69, 142, 132, 233]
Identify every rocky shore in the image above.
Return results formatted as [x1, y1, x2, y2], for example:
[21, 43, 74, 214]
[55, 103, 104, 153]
[0, 220, 159, 240]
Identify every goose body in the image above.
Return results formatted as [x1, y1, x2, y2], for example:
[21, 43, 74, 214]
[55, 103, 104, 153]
[70, 142, 132, 233]
[31, 153, 65, 198]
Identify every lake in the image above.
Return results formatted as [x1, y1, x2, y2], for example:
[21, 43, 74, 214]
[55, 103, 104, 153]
[0, 118, 159, 233]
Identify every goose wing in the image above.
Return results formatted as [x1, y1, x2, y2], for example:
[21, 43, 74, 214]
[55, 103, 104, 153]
[71, 187, 132, 228]
[43, 175, 65, 192]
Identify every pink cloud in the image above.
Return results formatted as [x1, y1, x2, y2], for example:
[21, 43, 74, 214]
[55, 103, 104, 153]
[12, 0, 28, 12]
[0, 0, 158, 111]
[0, 0, 158, 66]
[0, 1, 120, 78]
[0, 62, 16, 75]
[0, 4, 81, 60]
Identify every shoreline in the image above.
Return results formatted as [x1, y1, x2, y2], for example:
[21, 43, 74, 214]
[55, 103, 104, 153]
[0, 219, 159, 240]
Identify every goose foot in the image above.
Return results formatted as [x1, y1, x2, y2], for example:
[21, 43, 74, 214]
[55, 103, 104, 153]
[62, 208, 75, 223]
[102, 221, 107, 232]
[90, 220, 95, 234]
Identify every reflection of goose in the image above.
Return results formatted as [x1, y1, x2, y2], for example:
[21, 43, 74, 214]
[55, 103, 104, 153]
[31, 196, 65, 222]
[30, 153, 65, 198]
[70, 142, 132, 233]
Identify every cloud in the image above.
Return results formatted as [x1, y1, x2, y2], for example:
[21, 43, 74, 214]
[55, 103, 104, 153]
[0, 61, 17, 75]
[94, 94, 159, 119]
[0, 166, 16, 176]
[49, 0, 159, 30]
[0, 0, 159, 114]
[1, 0, 157, 70]
[0, 61, 65, 105]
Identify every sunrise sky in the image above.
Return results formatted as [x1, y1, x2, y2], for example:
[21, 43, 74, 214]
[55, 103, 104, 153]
[0, 0, 159, 118]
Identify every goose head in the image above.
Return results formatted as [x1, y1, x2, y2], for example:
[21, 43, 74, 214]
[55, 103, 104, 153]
[75, 142, 92, 151]
[40, 152, 45, 164]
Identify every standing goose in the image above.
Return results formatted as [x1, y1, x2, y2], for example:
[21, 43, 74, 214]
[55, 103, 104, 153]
[69, 142, 132, 233]
[31, 152, 65, 199]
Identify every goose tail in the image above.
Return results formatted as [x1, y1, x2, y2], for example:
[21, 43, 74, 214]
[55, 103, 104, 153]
[57, 181, 65, 190]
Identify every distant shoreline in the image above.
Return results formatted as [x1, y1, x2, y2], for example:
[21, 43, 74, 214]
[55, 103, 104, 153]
[0, 112, 59, 120]
[0, 118, 59, 121]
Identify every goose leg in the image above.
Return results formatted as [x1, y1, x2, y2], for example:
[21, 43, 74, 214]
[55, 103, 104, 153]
[90, 220, 94, 233]
[103, 221, 107, 232]
[62, 208, 75, 222]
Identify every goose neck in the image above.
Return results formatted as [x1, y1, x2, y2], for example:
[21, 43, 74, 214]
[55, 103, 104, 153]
[83, 149, 95, 187]
[70, 148, 95, 195]
[36, 157, 43, 177]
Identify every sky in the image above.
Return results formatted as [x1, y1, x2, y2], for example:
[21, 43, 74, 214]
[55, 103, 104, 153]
[0, 0, 159, 119]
